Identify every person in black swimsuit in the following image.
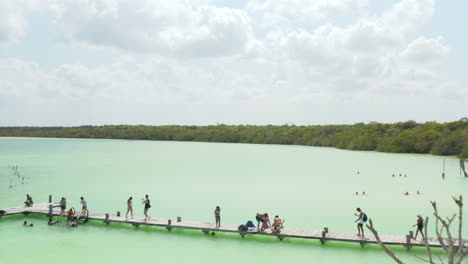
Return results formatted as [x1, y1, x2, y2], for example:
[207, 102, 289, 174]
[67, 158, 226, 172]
[413, 214, 425, 240]
[142, 195, 151, 221]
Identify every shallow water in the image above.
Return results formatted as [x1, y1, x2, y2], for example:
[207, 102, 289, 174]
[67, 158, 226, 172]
[0, 137, 466, 264]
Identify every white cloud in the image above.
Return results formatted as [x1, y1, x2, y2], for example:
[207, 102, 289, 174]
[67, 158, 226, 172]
[50, 0, 254, 57]
[382, 0, 435, 33]
[399, 36, 450, 64]
[0, 1, 28, 44]
[247, 0, 367, 20]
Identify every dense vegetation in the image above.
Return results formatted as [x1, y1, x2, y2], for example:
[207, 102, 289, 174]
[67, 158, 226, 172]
[1, 118, 467, 158]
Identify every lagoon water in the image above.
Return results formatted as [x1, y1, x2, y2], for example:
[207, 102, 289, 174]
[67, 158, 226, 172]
[0, 137, 467, 264]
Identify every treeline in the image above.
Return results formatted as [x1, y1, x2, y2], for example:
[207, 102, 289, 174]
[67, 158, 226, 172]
[0, 118, 467, 158]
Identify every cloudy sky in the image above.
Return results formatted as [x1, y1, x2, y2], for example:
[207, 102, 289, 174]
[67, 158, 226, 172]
[0, 0, 466, 126]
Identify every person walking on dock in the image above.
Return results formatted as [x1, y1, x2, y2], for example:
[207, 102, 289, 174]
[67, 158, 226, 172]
[413, 214, 425, 240]
[59, 197, 67, 214]
[214, 206, 221, 227]
[80, 197, 89, 219]
[126, 197, 133, 219]
[24, 194, 33, 207]
[354, 208, 366, 237]
[142, 195, 151, 221]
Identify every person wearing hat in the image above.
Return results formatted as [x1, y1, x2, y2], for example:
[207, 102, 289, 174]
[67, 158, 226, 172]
[413, 214, 425, 240]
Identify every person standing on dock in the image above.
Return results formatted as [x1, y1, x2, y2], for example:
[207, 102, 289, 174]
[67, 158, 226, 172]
[142, 195, 151, 221]
[80, 197, 89, 219]
[354, 208, 366, 237]
[126, 197, 133, 219]
[413, 214, 425, 241]
[24, 194, 33, 207]
[256, 213, 266, 231]
[214, 206, 221, 227]
[59, 197, 67, 214]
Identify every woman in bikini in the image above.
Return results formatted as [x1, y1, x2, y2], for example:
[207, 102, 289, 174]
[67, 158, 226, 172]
[126, 197, 133, 219]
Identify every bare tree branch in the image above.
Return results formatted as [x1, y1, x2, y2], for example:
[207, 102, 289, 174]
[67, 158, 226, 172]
[366, 219, 405, 264]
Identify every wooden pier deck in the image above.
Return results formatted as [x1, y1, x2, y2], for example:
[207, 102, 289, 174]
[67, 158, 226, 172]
[1, 201, 467, 249]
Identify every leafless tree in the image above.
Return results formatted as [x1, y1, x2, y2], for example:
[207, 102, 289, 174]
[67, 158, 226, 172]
[366, 195, 466, 264]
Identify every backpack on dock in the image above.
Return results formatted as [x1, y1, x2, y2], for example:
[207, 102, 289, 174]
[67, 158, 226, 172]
[238, 225, 248, 231]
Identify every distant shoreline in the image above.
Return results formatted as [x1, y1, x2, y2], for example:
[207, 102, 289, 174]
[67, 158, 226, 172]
[1, 118, 467, 158]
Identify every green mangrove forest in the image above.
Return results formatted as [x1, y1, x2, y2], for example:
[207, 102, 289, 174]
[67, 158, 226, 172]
[1, 118, 467, 158]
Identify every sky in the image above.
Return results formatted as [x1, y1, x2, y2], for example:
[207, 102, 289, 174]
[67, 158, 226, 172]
[0, 0, 466, 126]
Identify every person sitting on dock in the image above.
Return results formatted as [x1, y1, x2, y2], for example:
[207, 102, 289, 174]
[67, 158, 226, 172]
[412, 214, 425, 241]
[214, 206, 221, 228]
[142, 195, 151, 221]
[271, 215, 285, 233]
[126, 197, 133, 219]
[59, 197, 66, 214]
[24, 194, 33, 207]
[79, 197, 89, 219]
[256, 213, 266, 231]
[354, 208, 366, 237]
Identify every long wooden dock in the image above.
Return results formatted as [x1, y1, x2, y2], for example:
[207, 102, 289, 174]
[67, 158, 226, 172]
[1, 200, 467, 249]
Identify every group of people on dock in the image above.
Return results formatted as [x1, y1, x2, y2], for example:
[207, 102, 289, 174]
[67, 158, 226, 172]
[255, 213, 285, 233]
[125, 195, 151, 221]
[22, 194, 426, 240]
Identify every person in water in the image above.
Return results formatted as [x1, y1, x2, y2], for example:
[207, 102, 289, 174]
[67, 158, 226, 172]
[66, 207, 75, 225]
[126, 197, 133, 219]
[59, 197, 67, 214]
[24, 194, 33, 207]
[256, 213, 266, 231]
[23, 221, 33, 226]
[355, 208, 365, 237]
[48, 218, 58, 225]
[413, 214, 425, 240]
[271, 215, 285, 233]
[142, 195, 151, 221]
[214, 206, 221, 227]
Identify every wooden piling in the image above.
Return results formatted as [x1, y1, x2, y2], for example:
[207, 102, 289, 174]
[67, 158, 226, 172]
[48, 195, 52, 203]
[177, 216, 182, 222]
[406, 235, 412, 248]
[320, 230, 327, 244]
[409, 231, 414, 239]
[48, 205, 53, 216]
[104, 213, 110, 224]
[117, 211, 120, 217]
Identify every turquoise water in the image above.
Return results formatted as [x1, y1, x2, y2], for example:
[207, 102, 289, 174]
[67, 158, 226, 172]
[0, 137, 466, 264]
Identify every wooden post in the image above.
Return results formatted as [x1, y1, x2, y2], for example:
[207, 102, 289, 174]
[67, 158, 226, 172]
[116, 211, 120, 217]
[168, 219, 172, 225]
[177, 216, 182, 222]
[409, 231, 414, 239]
[48, 204, 53, 216]
[320, 230, 327, 244]
[104, 213, 110, 224]
[48, 195, 52, 203]
[406, 235, 412, 248]
[324, 227, 328, 233]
